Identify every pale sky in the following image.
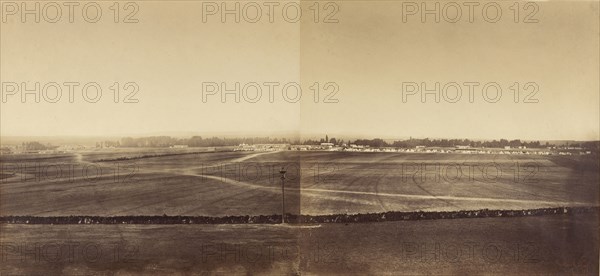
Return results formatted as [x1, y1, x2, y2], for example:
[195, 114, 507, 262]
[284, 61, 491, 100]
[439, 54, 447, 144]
[1, 1, 598, 140]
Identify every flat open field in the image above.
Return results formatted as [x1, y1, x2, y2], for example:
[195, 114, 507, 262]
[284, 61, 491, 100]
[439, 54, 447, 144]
[1, 149, 599, 274]
[1, 150, 598, 216]
[1, 213, 598, 275]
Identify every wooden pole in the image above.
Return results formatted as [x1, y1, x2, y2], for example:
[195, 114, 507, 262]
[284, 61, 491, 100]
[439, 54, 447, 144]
[279, 167, 286, 224]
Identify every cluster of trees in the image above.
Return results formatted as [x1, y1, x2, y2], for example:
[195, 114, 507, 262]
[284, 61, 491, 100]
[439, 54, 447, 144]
[302, 135, 342, 145]
[187, 136, 291, 147]
[21, 141, 54, 151]
[96, 141, 120, 148]
[387, 138, 546, 149]
[339, 138, 552, 149]
[96, 135, 599, 151]
[352, 138, 388, 148]
[120, 136, 181, 147]
[568, 141, 600, 151]
[115, 136, 293, 148]
[300, 135, 549, 149]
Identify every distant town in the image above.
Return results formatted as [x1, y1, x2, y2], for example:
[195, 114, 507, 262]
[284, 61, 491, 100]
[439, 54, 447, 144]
[1, 136, 598, 156]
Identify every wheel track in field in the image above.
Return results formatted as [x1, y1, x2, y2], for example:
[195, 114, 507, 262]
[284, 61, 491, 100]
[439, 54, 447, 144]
[23, 152, 280, 216]
[8, 151, 598, 216]
[409, 164, 461, 209]
[181, 167, 596, 211]
[107, 151, 283, 216]
[494, 153, 577, 203]
[499, 154, 563, 198]
[177, 152, 596, 213]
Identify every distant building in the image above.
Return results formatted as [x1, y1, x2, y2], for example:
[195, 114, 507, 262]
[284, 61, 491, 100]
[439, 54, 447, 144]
[290, 145, 311, 151]
[254, 144, 289, 151]
[171, 145, 188, 148]
[235, 144, 255, 151]
[350, 144, 365, 149]
[0, 147, 13, 155]
[57, 145, 87, 151]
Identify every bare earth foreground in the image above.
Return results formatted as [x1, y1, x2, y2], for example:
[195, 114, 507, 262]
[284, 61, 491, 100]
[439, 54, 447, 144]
[1, 149, 598, 274]
[1, 214, 598, 275]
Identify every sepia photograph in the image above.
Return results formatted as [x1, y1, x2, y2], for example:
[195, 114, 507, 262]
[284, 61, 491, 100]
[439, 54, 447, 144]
[1, 0, 599, 275]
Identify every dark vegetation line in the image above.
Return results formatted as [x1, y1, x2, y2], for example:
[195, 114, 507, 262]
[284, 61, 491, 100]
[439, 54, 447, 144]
[1, 207, 597, 225]
[18, 137, 598, 151]
[107, 136, 600, 149]
[94, 151, 217, 162]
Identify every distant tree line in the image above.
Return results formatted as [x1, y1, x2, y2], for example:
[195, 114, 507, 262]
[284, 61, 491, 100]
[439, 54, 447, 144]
[93, 135, 599, 151]
[345, 138, 597, 150]
[387, 138, 545, 149]
[302, 136, 342, 146]
[21, 141, 55, 151]
[304, 137, 552, 149]
[569, 141, 600, 151]
[115, 136, 293, 148]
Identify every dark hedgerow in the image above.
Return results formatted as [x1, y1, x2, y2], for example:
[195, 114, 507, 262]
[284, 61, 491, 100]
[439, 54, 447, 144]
[1, 207, 597, 225]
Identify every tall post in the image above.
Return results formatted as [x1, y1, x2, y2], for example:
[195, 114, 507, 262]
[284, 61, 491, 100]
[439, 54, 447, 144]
[279, 167, 286, 224]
